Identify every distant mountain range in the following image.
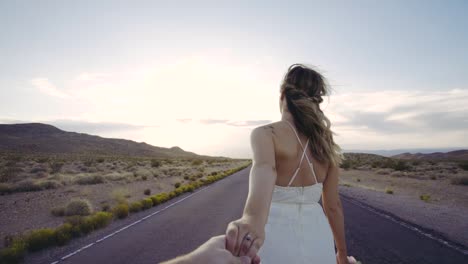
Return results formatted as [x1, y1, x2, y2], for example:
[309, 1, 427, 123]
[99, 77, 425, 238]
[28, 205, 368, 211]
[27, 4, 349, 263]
[1, 123, 466, 160]
[0, 123, 216, 159]
[390, 150, 468, 160]
[343, 147, 468, 157]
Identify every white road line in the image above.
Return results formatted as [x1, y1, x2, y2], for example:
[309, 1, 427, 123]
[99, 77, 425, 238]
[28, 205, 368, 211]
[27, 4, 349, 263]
[50, 183, 215, 264]
[340, 194, 468, 256]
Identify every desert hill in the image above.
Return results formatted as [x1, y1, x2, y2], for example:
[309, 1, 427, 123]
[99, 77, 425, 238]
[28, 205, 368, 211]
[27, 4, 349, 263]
[0, 123, 209, 158]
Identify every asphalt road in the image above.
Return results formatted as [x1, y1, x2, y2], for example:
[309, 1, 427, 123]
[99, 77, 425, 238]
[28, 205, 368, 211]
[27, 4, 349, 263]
[29, 165, 468, 264]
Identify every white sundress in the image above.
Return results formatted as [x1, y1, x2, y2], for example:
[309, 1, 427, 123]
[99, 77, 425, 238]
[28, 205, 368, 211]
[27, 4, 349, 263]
[257, 120, 336, 264]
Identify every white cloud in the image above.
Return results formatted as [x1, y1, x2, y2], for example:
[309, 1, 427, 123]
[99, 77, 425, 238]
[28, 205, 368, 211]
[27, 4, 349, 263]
[31, 78, 69, 98]
[75, 72, 111, 82]
[26, 52, 468, 156]
[326, 88, 468, 149]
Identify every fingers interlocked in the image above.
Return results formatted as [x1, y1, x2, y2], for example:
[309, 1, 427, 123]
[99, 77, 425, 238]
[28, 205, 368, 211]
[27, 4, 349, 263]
[226, 220, 263, 263]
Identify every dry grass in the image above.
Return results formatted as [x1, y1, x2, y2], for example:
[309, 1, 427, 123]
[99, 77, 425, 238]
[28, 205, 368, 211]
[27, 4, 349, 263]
[339, 158, 467, 207]
[0, 154, 250, 254]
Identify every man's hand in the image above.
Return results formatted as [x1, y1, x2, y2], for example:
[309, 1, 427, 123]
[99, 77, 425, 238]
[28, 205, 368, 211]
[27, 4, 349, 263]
[160, 235, 260, 264]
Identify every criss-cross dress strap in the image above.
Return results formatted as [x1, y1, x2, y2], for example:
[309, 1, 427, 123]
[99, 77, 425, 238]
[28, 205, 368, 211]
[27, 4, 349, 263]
[284, 120, 319, 185]
[287, 139, 310, 186]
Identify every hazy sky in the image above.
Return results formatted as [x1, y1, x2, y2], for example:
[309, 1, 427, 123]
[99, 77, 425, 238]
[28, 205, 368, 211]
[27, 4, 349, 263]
[1, 0, 467, 158]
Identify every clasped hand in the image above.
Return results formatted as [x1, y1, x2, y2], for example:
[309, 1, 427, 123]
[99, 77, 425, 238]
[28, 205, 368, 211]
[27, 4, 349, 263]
[225, 217, 263, 264]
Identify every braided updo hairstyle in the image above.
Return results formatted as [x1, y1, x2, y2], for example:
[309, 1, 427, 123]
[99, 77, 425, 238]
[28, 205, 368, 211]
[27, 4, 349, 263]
[280, 63, 344, 167]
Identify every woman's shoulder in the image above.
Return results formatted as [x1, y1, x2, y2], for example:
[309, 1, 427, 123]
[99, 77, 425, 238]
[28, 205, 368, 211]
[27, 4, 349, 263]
[251, 121, 289, 144]
[250, 121, 284, 136]
[253, 120, 285, 130]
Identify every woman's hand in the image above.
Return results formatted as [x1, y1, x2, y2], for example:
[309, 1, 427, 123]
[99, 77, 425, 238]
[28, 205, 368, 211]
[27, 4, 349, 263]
[225, 217, 264, 263]
[336, 251, 358, 264]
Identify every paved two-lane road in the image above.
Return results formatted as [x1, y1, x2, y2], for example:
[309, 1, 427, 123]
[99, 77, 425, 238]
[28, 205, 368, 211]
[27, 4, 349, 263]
[28, 165, 467, 264]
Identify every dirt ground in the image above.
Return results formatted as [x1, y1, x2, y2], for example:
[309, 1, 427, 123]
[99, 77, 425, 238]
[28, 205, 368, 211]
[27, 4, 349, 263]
[338, 163, 468, 247]
[0, 157, 248, 249]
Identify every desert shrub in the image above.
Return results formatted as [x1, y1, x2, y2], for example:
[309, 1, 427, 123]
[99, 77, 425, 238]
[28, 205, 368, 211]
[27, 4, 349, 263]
[174, 187, 184, 196]
[188, 176, 196, 181]
[0, 238, 27, 264]
[13, 180, 42, 192]
[420, 194, 430, 202]
[184, 175, 189, 180]
[342, 183, 351, 187]
[96, 158, 105, 163]
[112, 203, 129, 219]
[141, 198, 153, 209]
[151, 193, 169, 205]
[76, 217, 94, 234]
[54, 223, 73, 246]
[38, 180, 61, 190]
[88, 212, 113, 229]
[30, 166, 47, 174]
[144, 189, 151, 195]
[63, 216, 90, 235]
[210, 171, 217, 176]
[25, 228, 57, 252]
[185, 184, 195, 192]
[451, 176, 468, 185]
[83, 159, 95, 167]
[340, 159, 353, 170]
[65, 199, 93, 216]
[0, 183, 11, 194]
[0, 165, 23, 182]
[36, 157, 49, 163]
[191, 159, 203, 166]
[50, 162, 64, 174]
[174, 182, 181, 188]
[394, 160, 411, 171]
[75, 175, 105, 185]
[111, 188, 130, 203]
[168, 191, 177, 198]
[129, 201, 143, 212]
[51, 206, 65, 217]
[458, 161, 468, 171]
[376, 168, 391, 175]
[379, 159, 395, 169]
[101, 203, 111, 212]
[356, 178, 361, 182]
[105, 172, 130, 181]
[411, 160, 421, 166]
[151, 159, 161, 168]
[430, 175, 437, 180]
[390, 171, 403, 177]
[385, 187, 393, 194]
[141, 175, 147, 181]
[371, 160, 380, 168]
[63, 212, 112, 237]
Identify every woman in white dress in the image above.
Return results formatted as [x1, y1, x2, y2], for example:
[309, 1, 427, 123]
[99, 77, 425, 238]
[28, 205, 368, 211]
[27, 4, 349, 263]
[225, 64, 353, 264]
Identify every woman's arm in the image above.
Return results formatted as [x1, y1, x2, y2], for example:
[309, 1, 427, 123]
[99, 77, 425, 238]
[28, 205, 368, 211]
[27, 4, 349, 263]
[225, 126, 277, 258]
[322, 164, 348, 256]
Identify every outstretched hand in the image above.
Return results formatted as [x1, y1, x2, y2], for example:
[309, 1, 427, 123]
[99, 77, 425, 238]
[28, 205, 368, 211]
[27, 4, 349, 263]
[225, 217, 263, 264]
[336, 251, 358, 264]
[160, 234, 259, 264]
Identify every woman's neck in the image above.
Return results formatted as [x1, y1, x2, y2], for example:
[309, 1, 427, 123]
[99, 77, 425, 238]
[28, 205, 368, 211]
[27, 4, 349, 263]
[281, 110, 294, 123]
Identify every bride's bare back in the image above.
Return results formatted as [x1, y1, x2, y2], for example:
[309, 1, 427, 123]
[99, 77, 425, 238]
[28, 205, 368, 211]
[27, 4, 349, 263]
[266, 120, 330, 187]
